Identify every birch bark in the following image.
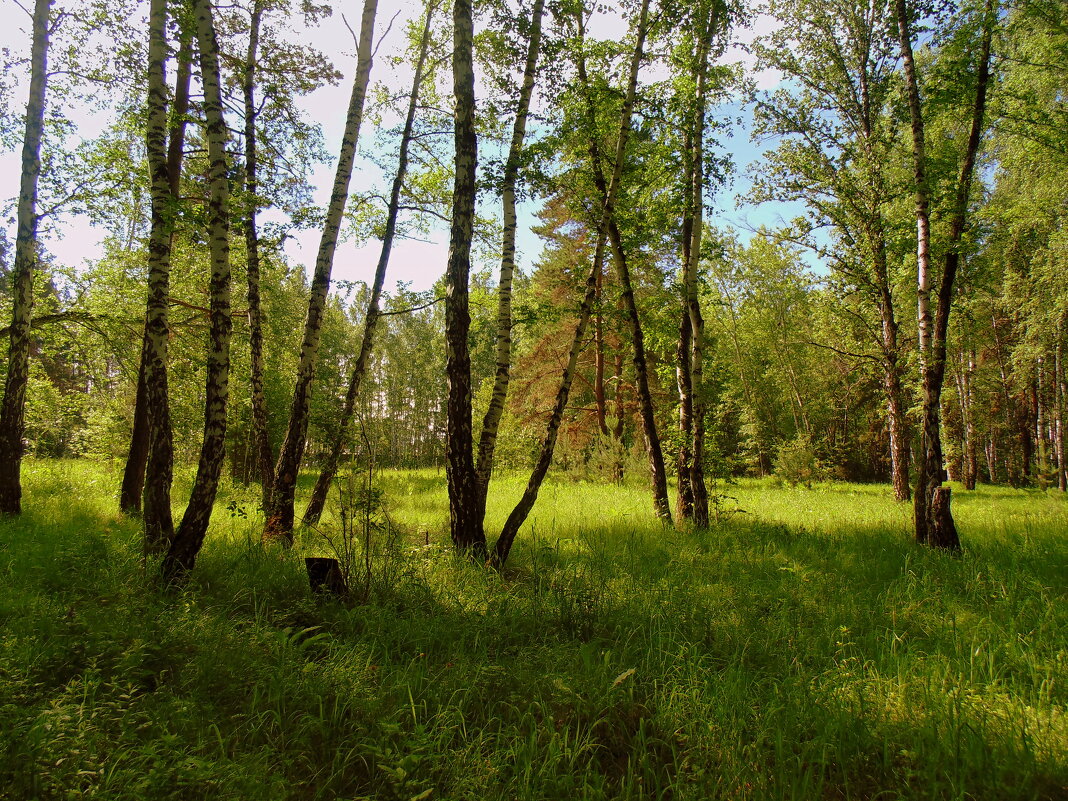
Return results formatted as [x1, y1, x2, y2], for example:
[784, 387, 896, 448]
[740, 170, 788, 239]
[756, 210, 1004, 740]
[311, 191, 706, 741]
[0, 0, 51, 516]
[163, 0, 233, 580]
[262, 0, 378, 544]
[302, 1, 437, 527]
[474, 0, 546, 522]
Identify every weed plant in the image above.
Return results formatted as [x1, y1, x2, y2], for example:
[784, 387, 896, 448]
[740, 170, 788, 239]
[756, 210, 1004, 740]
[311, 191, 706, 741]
[1, 459, 1065, 799]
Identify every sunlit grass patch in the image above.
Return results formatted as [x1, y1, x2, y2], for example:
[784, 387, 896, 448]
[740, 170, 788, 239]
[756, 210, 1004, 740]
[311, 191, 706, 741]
[1, 461, 1066, 799]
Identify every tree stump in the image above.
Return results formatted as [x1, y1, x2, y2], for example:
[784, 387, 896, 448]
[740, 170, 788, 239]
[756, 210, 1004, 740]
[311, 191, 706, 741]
[305, 558, 350, 598]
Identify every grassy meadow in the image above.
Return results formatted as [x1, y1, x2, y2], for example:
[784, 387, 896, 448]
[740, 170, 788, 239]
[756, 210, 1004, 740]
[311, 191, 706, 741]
[1, 459, 1066, 800]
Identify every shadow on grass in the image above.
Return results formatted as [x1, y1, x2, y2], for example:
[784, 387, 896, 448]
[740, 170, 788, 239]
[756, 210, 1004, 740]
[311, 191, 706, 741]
[3, 464, 1067, 800]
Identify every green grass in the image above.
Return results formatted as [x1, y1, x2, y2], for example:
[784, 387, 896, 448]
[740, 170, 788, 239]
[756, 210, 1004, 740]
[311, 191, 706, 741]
[1, 459, 1066, 800]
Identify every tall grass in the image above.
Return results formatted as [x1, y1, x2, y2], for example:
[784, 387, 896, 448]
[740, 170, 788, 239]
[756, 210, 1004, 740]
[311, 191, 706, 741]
[1, 459, 1065, 800]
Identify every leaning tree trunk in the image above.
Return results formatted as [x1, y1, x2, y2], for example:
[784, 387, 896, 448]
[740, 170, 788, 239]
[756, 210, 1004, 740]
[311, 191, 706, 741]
[120, 34, 191, 516]
[474, 0, 545, 524]
[604, 216, 673, 524]
[301, 1, 437, 528]
[262, 0, 378, 544]
[162, 0, 232, 581]
[491, 0, 653, 567]
[141, 0, 181, 551]
[896, 0, 993, 550]
[242, 0, 275, 508]
[0, 0, 50, 516]
[445, 0, 485, 557]
[574, 0, 671, 525]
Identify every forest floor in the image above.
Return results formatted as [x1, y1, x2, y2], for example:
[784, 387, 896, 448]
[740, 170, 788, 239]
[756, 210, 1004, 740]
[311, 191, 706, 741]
[1, 459, 1066, 800]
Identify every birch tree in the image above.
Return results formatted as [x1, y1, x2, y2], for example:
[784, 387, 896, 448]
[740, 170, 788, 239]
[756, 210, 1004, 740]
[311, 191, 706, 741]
[492, 0, 654, 566]
[302, 0, 439, 527]
[896, 0, 996, 548]
[0, 0, 51, 516]
[162, 0, 233, 580]
[120, 34, 191, 516]
[444, 0, 484, 555]
[474, 0, 546, 523]
[141, 0, 180, 550]
[262, 0, 378, 544]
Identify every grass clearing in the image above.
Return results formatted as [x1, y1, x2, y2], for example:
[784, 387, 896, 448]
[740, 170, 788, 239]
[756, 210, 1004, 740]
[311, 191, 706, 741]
[1, 459, 1066, 799]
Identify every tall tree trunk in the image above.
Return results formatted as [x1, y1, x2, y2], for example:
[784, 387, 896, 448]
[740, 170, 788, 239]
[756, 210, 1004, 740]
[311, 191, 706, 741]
[445, 0, 485, 556]
[683, 13, 716, 528]
[576, 0, 672, 525]
[605, 217, 672, 523]
[612, 347, 626, 483]
[142, 0, 181, 551]
[960, 347, 978, 489]
[1056, 316, 1066, 491]
[242, 0, 275, 508]
[593, 264, 609, 437]
[676, 307, 695, 520]
[302, 1, 437, 528]
[491, 0, 654, 567]
[162, 0, 232, 581]
[474, 0, 545, 524]
[896, 0, 994, 550]
[0, 0, 50, 516]
[262, 0, 378, 544]
[121, 35, 191, 516]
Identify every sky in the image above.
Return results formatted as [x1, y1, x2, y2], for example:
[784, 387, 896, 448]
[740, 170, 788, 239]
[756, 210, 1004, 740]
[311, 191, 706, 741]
[0, 0, 802, 296]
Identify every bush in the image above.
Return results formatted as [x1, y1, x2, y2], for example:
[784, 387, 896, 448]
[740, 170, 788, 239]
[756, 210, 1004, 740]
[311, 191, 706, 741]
[774, 435, 824, 488]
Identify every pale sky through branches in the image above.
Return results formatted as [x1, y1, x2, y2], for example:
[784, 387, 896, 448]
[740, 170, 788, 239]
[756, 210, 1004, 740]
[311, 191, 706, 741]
[0, 0, 794, 295]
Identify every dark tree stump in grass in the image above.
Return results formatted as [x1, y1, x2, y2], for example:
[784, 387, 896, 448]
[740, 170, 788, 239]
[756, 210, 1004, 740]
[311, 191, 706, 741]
[929, 487, 961, 551]
[305, 558, 349, 598]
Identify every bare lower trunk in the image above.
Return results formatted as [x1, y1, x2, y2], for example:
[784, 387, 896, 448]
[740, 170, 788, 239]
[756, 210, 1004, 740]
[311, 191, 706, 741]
[121, 35, 191, 517]
[162, 0, 232, 581]
[474, 0, 545, 523]
[897, 0, 993, 549]
[963, 348, 978, 489]
[445, 0, 485, 556]
[120, 330, 151, 514]
[1056, 321, 1066, 491]
[606, 218, 673, 524]
[887, 368, 911, 500]
[263, 0, 378, 544]
[613, 349, 625, 483]
[302, 2, 435, 528]
[491, 0, 653, 565]
[1036, 362, 1050, 488]
[576, 0, 670, 524]
[242, 1, 274, 507]
[142, 0, 179, 550]
[0, 0, 50, 516]
[676, 310, 695, 521]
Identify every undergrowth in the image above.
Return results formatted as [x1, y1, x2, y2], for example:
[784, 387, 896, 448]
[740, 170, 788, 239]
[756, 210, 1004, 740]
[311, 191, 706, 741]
[0, 459, 1065, 800]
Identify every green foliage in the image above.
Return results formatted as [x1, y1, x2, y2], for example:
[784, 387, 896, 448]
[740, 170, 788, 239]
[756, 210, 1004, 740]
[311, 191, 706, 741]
[773, 434, 825, 488]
